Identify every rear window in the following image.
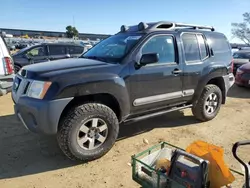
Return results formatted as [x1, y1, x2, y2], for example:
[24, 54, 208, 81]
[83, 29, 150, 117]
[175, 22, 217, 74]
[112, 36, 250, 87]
[233, 52, 250, 59]
[49, 45, 66, 55]
[69, 46, 84, 54]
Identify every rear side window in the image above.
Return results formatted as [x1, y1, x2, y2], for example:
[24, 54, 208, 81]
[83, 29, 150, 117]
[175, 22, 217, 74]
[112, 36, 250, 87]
[49, 45, 66, 55]
[182, 33, 200, 62]
[69, 46, 84, 54]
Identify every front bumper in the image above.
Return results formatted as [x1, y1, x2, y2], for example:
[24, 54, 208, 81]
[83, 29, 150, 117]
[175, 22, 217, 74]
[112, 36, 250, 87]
[0, 74, 14, 96]
[14, 96, 73, 135]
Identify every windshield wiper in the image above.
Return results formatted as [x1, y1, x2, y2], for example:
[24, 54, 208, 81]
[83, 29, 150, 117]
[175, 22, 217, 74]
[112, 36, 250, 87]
[82, 56, 108, 62]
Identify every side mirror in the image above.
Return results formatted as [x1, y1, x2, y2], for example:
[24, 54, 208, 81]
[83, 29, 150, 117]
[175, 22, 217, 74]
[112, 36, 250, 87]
[139, 53, 159, 66]
[65, 54, 71, 58]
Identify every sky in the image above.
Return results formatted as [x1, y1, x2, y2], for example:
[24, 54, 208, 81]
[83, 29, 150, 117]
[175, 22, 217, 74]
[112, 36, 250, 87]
[0, 0, 249, 43]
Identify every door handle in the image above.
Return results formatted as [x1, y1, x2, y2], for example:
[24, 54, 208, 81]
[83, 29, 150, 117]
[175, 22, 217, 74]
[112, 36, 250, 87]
[172, 69, 182, 74]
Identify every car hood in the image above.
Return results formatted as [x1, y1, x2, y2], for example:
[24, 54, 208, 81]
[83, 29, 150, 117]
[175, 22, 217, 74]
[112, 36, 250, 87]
[19, 58, 119, 80]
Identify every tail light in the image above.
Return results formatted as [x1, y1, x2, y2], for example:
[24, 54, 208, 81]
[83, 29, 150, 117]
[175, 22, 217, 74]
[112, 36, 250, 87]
[3, 57, 14, 75]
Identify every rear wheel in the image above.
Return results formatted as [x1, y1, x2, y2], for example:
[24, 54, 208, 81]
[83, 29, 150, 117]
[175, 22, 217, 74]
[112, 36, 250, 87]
[192, 84, 222, 121]
[57, 103, 119, 161]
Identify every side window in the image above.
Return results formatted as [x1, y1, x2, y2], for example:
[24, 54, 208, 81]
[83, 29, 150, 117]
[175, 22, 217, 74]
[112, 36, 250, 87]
[27, 46, 45, 57]
[197, 34, 208, 59]
[210, 36, 231, 54]
[141, 35, 175, 63]
[69, 46, 84, 54]
[182, 33, 200, 62]
[49, 45, 66, 55]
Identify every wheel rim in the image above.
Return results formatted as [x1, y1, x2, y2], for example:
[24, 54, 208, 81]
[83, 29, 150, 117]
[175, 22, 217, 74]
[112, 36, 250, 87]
[77, 118, 108, 150]
[205, 93, 219, 114]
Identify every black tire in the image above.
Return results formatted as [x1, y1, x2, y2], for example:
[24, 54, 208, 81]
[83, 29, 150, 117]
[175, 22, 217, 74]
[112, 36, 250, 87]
[192, 84, 222, 121]
[57, 103, 119, 161]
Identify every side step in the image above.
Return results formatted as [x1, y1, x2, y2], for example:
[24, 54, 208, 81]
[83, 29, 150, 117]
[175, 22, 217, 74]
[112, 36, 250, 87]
[124, 104, 193, 123]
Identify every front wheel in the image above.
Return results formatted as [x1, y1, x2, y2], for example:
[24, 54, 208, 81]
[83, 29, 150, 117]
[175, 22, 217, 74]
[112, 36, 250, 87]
[57, 103, 119, 161]
[192, 84, 222, 121]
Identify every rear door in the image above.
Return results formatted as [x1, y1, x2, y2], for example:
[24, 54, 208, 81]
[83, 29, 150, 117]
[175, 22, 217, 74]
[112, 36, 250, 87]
[68, 45, 84, 58]
[48, 45, 68, 61]
[180, 32, 210, 101]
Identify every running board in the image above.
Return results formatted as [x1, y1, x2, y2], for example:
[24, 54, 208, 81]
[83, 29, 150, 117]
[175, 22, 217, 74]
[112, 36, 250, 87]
[124, 104, 193, 123]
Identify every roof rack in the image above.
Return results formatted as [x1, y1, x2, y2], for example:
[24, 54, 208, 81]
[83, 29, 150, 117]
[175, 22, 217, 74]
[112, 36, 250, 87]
[173, 22, 215, 31]
[120, 21, 215, 32]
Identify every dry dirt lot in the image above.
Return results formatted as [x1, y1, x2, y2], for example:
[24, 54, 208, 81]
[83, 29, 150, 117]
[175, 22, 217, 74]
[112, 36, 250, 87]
[0, 85, 249, 188]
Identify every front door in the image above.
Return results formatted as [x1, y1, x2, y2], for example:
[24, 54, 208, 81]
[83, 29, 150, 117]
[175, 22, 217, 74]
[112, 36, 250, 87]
[128, 34, 184, 114]
[26, 46, 49, 64]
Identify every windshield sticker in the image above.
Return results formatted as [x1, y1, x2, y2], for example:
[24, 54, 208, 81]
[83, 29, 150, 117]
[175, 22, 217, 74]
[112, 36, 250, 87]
[125, 36, 142, 41]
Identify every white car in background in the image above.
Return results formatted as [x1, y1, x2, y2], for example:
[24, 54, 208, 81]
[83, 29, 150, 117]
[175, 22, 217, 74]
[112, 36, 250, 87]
[0, 34, 14, 96]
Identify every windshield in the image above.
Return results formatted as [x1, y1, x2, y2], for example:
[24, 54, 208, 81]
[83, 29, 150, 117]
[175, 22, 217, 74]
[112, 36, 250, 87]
[81, 33, 143, 63]
[233, 52, 250, 59]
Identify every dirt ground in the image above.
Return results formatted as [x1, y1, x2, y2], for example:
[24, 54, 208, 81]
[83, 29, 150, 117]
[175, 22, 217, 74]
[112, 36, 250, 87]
[0, 85, 249, 188]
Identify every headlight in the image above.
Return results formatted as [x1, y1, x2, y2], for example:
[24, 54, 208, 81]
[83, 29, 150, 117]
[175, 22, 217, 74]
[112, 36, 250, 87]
[27, 80, 52, 99]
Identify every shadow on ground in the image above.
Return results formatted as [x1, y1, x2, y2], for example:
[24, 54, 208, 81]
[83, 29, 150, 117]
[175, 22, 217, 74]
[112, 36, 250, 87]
[227, 84, 250, 99]
[0, 111, 198, 179]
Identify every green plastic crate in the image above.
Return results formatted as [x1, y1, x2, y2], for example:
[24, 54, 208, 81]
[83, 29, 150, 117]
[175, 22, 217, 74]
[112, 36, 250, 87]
[131, 142, 186, 188]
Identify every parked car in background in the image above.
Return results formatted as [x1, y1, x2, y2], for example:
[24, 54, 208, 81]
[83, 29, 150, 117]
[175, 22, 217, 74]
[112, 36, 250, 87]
[0, 35, 14, 96]
[232, 50, 250, 75]
[235, 63, 250, 87]
[12, 43, 85, 73]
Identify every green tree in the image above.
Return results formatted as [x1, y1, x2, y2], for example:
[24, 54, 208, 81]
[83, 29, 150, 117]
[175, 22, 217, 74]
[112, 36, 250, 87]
[66, 25, 79, 38]
[232, 12, 250, 45]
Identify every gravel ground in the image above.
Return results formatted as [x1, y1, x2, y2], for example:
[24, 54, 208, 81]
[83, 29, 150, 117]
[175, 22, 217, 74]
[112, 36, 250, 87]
[0, 85, 249, 188]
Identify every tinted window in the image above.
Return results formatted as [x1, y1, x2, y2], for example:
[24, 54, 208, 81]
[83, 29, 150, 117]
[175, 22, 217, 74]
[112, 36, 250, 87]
[27, 46, 45, 57]
[69, 46, 84, 54]
[211, 35, 230, 54]
[49, 45, 66, 55]
[197, 34, 208, 59]
[182, 34, 200, 62]
[141, 35, 175, 63]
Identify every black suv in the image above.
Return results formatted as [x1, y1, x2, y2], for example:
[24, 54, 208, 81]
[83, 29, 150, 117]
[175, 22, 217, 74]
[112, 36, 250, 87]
[12, 43, 85, 73]
[12, 21, 235, 161]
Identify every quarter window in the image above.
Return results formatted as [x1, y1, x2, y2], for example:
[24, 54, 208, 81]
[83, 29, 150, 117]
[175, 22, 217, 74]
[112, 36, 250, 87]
[49, 45, 66, 55]
[182, 34, 200, 62]
[141, 35, 175, 64]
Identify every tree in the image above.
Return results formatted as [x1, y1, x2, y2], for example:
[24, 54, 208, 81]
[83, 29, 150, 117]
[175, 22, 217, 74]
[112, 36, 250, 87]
[232, 12, 250, 45]
[66, 25, 79, 38]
